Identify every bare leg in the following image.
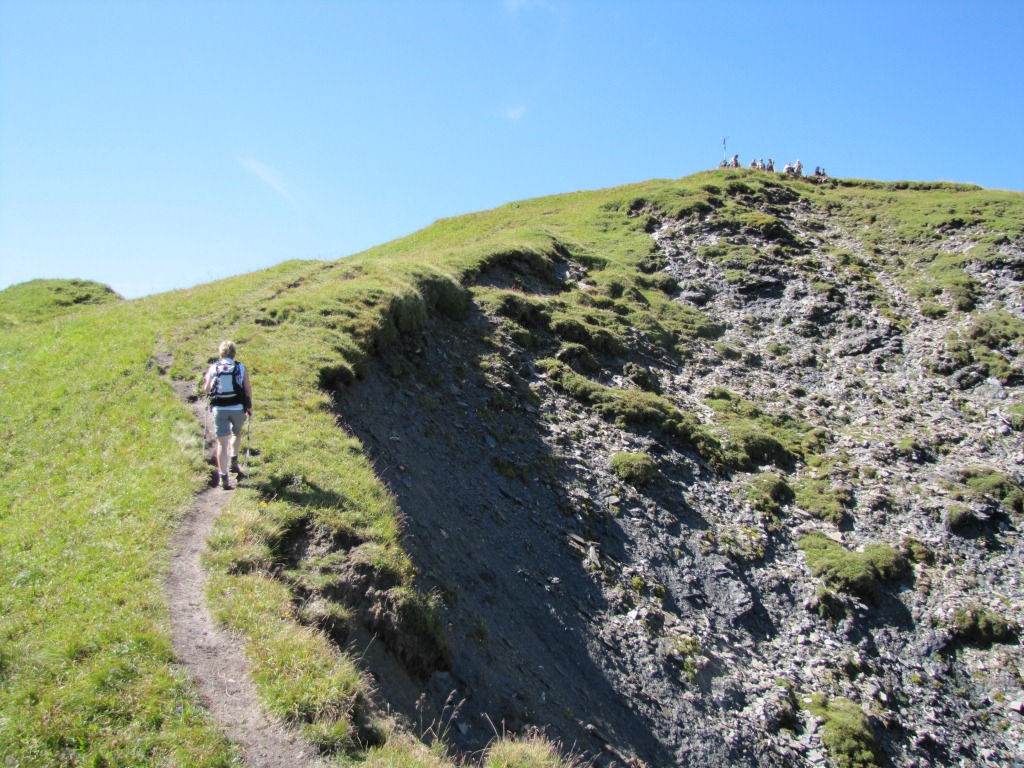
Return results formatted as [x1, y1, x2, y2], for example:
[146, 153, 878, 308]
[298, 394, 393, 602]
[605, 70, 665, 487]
[216, 435, 232, 476]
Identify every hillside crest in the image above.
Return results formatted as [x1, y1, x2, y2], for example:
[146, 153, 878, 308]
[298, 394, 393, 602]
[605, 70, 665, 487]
[2, 170, 1022, 768]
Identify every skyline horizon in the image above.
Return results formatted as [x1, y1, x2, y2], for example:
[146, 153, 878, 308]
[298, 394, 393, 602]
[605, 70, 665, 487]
[3, 1, 1022, 299]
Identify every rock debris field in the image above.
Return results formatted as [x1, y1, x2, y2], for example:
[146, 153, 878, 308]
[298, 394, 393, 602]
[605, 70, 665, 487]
[338, 193, 1023, 767]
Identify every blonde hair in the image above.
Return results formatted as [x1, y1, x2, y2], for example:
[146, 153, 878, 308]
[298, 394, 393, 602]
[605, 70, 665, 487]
[218, 340, 236, 359]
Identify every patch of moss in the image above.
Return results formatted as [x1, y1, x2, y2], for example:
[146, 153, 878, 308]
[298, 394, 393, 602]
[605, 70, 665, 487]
[705, 388, 827, 472]
[666, 630, 704, 682]
[622, 361, 660, 392]
[793, 476, 852, 525]
[940, 311, 1023, 384]
[473, 288, 551, 330]
[735, 211, 793, 242]
[641, 272, 678, 295]
[497, 320, 538, 349]
[893, 437, 932, 463]
[610, 451, 658, 486]
[799, 532, 909, 600]
[801, 694, 881, 768]
[554, 342, 599, 373]
[950, 603, 1018, 646]
[945, 503, 975, 531]
[718, 524, 767, 561]
[957, 465, 1024, 515]
[715, 341, 743, 360]
[906, 247, 983, 312]
[743, 472, 793, 526]
[919, 301, 948, 319]
[814, 585, 847, 621]
[900, 536, 935, 565]
[549, 311, 627, 356]
[1009, 403, 1024, 432]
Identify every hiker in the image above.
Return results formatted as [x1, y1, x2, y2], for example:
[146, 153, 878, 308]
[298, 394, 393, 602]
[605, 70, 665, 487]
[794, 160, 803, 177]
[766, 158, 775, 172]
[203, 340, 253, 490]
[749, 158, 758, 169]
[757, 158, 766, 171]
[729, 154, 740, 168]
[783, 162, 793, 176]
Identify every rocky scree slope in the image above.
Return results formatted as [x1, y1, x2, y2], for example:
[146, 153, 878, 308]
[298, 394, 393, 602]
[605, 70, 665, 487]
[313, 174, 1024, 768]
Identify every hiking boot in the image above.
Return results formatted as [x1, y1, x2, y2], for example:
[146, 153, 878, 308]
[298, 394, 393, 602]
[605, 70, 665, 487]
[221, 473, 232, 491]
[230, 456, 243, 476]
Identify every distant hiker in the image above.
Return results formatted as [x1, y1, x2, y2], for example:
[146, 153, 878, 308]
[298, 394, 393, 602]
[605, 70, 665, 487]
[794, 160, 803, 177]
[757, 158, 766, 171]
[766, 158, 775, 172]
[203, 341, 253, 490]
[783, 162, 793, 176]
[820, 167, 828, 178]
[729, 154, 740, 168]
[749, 158, 757, 169]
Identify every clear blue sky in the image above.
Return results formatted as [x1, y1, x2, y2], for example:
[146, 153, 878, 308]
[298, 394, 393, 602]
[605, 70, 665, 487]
[2, 1, 1022, 298]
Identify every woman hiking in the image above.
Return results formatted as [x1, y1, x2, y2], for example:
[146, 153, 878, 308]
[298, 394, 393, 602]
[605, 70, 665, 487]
[202, 340, 253, 490]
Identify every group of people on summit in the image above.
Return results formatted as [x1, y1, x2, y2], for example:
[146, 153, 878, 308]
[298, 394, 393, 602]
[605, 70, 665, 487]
[720, 154, 828, 179]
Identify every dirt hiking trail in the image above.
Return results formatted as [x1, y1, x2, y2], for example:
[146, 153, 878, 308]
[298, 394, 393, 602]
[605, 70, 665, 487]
[166, 368, 329, 768]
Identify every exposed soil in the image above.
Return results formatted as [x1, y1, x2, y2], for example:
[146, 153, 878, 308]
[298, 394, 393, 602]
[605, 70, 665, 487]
[164, 366, 329, 768]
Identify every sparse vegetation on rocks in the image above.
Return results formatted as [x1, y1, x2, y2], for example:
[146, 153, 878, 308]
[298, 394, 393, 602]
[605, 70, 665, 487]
[799, 532, 909, 599]
[743, 471, 793, 527]
[801, 694, 882, 768]
[950, 603, 1019, 646]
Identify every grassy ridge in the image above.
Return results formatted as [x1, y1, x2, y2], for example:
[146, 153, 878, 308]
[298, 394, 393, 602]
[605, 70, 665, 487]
[2, 170, 1022, 766]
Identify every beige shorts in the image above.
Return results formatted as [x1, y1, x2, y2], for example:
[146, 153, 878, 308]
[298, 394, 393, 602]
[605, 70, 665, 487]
[213, 408, 246, 438]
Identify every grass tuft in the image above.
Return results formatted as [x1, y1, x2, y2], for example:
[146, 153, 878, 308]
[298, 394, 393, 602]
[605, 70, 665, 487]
[801, 694, 881, 768]
[799, 532, 909, 600]
[609, 451, 658, 486]
[950, 603, 1019, 646]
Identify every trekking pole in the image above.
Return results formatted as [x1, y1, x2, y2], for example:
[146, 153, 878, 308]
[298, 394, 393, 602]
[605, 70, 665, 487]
[245, 412, 252, 485]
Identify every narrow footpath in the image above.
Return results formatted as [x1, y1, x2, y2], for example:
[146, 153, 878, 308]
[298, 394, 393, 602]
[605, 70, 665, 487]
[165, 367, 328, 768]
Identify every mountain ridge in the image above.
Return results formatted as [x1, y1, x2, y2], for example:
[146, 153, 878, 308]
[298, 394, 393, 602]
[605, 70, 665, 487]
[1, 170, 1022, 768]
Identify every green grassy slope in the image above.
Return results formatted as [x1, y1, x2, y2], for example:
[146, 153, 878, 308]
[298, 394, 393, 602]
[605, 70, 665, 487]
[2, 170, 1022, 767]
[0, 278, 122, 327]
